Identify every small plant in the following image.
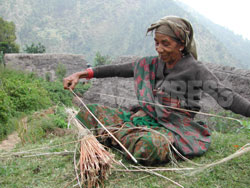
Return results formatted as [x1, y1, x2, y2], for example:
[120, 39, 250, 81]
[0, 51, 5, 66]
[55, 62, 66, 81]
[239, 120, 250, 133]
[93, 51, 111, 67]
[23, 42, 46, 53]
[0, 90, 14, 124]
[45, 72, 51, 82]
[50, 106, 68, 129]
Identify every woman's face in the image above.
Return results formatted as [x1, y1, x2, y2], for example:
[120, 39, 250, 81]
[154, 32, 183, 64]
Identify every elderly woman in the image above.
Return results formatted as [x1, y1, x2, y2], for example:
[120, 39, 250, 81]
[63, 16, 250, 165]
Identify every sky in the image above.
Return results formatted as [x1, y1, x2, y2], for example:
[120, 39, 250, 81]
[178, 0, 250, 40]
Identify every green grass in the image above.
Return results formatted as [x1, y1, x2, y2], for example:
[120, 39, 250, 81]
[0, 134, 76, 188]
[0, 129, 249, 188]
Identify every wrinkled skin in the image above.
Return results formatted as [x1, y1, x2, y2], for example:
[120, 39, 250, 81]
[154, 32, 184, 69]
[63, 71, 88, 90]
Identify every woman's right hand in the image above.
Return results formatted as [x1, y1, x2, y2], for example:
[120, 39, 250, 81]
[63, 71, 88, 90]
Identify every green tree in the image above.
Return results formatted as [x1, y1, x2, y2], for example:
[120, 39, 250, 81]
[93, 51, 111, 67]
[24, 42, 46, 53]
[0, 17, 20, 53]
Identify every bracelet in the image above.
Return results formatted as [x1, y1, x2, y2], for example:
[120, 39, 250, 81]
[86, 68, 94, 79]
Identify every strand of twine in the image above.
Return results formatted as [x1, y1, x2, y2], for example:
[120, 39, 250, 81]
[69, 88, 138, 164]
[188, 143, 250, 175]
[0, 139, 81, 157]
[84, 90, 244, 122]
[131, 165, 184, 188]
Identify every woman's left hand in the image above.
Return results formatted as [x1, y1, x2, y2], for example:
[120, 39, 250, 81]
[130, 110, 147, 120]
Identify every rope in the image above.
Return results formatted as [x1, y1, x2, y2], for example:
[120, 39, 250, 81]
[0, 139, 81, 157]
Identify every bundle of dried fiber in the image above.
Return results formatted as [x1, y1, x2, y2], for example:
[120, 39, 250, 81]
[66, 108, 115, 188]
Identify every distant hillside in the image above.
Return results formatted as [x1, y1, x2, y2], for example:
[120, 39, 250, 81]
[194, 16, 250, 69]
[1, 0, 250, 68]
[178, 1, 249, 68]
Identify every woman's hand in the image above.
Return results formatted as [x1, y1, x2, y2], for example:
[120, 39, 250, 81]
[63, 71, 88, 90]
[130, 110, 147, 121]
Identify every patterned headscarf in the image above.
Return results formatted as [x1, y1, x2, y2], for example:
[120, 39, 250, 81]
[147, 16, 197, 60]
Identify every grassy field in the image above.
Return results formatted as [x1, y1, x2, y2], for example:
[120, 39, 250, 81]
[0, 126, 249, 188]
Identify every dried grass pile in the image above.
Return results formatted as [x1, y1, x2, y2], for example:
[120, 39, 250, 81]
[66, 108, 115, 188]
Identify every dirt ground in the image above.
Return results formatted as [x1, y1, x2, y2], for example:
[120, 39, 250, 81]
[0, 132, 20, 151]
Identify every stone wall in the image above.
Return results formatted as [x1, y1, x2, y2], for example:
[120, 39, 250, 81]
[4, 53, 88, 81]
